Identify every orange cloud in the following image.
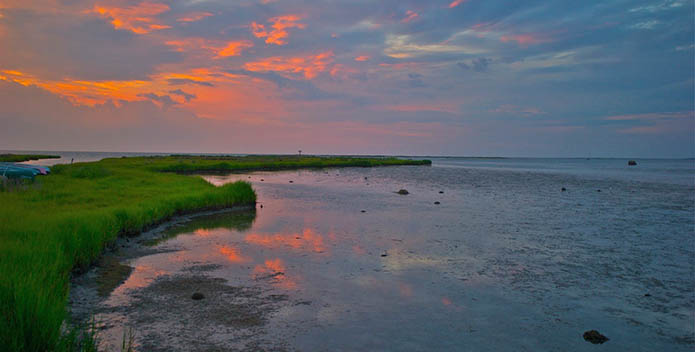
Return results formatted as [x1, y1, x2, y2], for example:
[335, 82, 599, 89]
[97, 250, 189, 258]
[449, 0, 466, 8]
[0, 70, 151, 106]
[244, 51, 334, 79]
[165, 38, 253, 58]
[354, 55, 370, 62]
[216, 40, 254, 57]
[177, 11, 213, 23]
[402, 10, 419, 23]
[91, 2, 171, 34]
[251, 15, 306, 45]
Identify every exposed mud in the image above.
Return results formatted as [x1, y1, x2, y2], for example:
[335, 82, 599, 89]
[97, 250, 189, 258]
[69, 207, 297, 351]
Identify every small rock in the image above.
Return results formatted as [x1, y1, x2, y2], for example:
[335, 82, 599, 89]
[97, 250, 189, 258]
[364, 177, 368, 180]
[396, 189, 409, 195]
[434, 201, 441, 205]
[361, 210, 366, 213]
[628, 160, 637, 166]
[583, 330, 609, 344]
[439, 191, 444, 194]
[260, 179, 264, 181]
[259, 204, 263, 208]
[561, 187, 566, 192]
[289, 180, 293, 183]
[380, 251, 388, 257]
[191, 292, 205, 300]
[644, 293, 651, 297]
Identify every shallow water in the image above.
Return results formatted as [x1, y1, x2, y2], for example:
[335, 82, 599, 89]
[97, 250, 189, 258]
[71, 161, 694, 351]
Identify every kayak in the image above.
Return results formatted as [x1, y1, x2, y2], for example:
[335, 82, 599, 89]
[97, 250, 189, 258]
[0, 164, 38, 179]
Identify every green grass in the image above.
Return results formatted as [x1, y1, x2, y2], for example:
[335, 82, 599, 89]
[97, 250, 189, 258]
[0, 154, 60, 162]
[0, 155, 430, 351]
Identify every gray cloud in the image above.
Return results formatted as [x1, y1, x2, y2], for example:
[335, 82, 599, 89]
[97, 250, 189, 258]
[169, 89, 196, 102]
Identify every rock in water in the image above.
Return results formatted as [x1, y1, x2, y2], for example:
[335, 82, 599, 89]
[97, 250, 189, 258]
[191, 292, 205, 300]
[396, 189, 409, 195]
[583, 330, 609, 344]
[628, 160, 637, 166]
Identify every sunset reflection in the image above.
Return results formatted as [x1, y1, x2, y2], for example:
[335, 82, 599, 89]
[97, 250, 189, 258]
[245, 228, 327, 253]
[218, 245, 249, 263]
[253, 258, 297, 290]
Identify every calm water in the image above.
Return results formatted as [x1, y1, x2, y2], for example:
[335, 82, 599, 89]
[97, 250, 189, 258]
[68, 157, 695, 351]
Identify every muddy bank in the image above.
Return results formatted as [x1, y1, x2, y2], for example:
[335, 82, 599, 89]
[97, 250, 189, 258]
[68, 207, 299, 351]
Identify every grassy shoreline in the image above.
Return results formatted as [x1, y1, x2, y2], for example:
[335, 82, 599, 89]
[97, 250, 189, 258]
[0, 154, 61, 163]
[0, 155, 430, 351]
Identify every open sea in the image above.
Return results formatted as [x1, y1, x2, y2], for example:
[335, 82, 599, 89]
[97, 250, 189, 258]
[24, 151, 692, 351]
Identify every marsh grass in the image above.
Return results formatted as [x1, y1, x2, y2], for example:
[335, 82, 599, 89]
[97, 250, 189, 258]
[0, 155, 429, 351]
[0, 154, 60, 162]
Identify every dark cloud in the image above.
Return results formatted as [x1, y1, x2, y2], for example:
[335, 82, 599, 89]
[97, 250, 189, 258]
[458, 58, 492, 72]
[137, 93, 177, 108]
[168, 89, 196, 102]
[166, 79, 215, 87]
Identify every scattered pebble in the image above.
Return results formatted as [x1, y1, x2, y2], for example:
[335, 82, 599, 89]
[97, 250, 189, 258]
[583, 330, 609, 344]
[191, 292, 205, 300]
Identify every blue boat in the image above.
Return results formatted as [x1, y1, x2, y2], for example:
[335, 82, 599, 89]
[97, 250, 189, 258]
[0, 164, 39, 179]
[7, 163, 51, 175]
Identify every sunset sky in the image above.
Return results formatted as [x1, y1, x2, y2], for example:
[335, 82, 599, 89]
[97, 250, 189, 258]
[0, 0, 693, 157]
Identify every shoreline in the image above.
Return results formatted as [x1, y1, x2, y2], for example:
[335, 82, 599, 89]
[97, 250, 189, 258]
[0, 155, 431, 351]
[68, 205, 255, 323]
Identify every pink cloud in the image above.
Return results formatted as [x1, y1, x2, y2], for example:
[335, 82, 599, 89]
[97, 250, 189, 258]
[500, 34, 549, 46]
[244, 51, 335, 79]
[251, 15, 306, 45]
[177, 12, 213, 23]
[401, 10, 419, 23]
[449, 0, 466, 8]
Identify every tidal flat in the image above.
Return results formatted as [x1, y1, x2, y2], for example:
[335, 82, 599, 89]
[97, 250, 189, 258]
[71, 159, 694, 351]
